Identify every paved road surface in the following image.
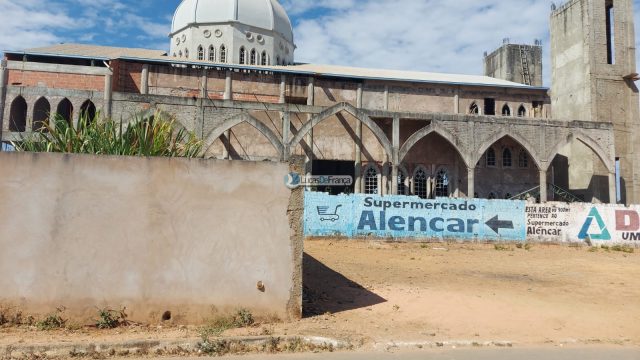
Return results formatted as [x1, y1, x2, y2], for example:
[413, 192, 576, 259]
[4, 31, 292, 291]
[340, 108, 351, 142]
[164, 347, 640, 360]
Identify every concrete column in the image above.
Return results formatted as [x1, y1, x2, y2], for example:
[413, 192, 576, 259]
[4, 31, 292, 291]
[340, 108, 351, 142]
[354, 83, 364, 193]
[282, 112, 290, 160]
[279, 74, 286, 104]
[454, 89, 460, 114]
[200, 68, 208, 99]
[141, 64, 149, 95]
[609, 172, 617, 204]
[467, 167, 475, 199]
[381, 161, 389, 196]
[223, 70, 232, 100]
[304, 77, 315, 177]
[104, 72, 113, 119]
[222, 130, 230, 159]
[0, 59, 8, 140]
[383, 86, 389, 111]
[307, 77, 315, 105]
[539, 170, 548, 203]
[391, 115, 400, 195]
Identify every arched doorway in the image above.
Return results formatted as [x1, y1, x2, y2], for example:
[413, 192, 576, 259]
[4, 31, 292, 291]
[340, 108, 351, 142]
[33, 97, 50, 132]
[56, 98, 73, 125]
[9, 96, 27, 132]
[80, 100, 96, 124]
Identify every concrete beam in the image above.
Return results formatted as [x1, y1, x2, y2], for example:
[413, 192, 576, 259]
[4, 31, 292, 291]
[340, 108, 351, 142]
[279, 74, 286, 104]
[199, 68, 207, 99]
[6, 61, 111, 76]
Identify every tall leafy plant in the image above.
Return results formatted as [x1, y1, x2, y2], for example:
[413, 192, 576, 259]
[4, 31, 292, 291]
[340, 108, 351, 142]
[13, 112, 202, 158]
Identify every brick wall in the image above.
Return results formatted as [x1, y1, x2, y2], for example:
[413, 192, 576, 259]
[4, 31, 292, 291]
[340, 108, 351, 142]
[6, 70, 103, 91]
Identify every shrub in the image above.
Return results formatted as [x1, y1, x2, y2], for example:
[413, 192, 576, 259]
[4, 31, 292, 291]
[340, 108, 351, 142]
[36, 307, 67, 330]
[13, 112, 202, 158]
[95, 307, 129, 329]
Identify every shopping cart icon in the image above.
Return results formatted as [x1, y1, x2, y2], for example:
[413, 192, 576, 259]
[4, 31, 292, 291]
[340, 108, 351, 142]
[317, 205, 342, 222]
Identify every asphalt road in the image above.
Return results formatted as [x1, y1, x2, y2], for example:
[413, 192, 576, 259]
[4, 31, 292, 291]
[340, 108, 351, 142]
[162, 347, 640, 360]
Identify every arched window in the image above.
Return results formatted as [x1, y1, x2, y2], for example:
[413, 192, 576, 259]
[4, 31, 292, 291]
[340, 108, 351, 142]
[518, 105, 526, 117]
[33, 97, 50, 132]
[80, 100, 96, 124]
[518, 149, 529, 168]
[502, 104, 511, 116]
[503, 148, 512, 167]
[276, 55, 281, 65]
[397, 168, 408, 196]
[9, 96, 27, 132]
[209, 45, 215, 62]
[435, 169, 449, 198]
[488, 192, 496, 200]
[364, 165, 379, 195]
[250, 49, 256, 65]
[173, 53, 176, 57]
[414, 168, 429, 199]
[469, 102, 479, 115]
[178, 50, 183, 58]
[486, 148, 496, 167]
[261, 51, 268, 65]
[239, 47, 246, 64]
[56, 98, 73, 125]
[220, 45, 227, 63]
[197, 46, 204, 60]
[184, 49, 189, 59]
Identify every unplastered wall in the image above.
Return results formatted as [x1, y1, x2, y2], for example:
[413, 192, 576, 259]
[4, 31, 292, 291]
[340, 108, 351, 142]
[0, 153, 303, 323]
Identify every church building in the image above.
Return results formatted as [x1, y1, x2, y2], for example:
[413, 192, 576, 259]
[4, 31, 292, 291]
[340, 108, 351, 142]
[0, 0, 638, 204]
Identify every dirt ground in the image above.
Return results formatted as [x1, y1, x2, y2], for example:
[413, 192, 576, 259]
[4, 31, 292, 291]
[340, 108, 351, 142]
[1, 240, 639, 350]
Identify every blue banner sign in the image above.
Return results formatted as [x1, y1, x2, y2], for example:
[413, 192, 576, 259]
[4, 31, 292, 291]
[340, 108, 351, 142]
[304, 192, 526, 241]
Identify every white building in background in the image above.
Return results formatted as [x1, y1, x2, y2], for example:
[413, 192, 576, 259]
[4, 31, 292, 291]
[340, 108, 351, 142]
[169, 0, 295, 66]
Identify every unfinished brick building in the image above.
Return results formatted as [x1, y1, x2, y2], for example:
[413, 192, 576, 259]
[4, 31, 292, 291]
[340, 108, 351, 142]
[0, 0, 637, 204]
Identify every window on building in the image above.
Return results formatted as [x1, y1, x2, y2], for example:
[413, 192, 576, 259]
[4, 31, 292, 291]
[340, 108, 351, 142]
[505, 193, 512, 199]
[484, 98, 496, 115]
[239, 47, 246, 64]
[9, 96, 27, 132]
[364, 166, 379, 195]
[488, 192, 496, 200]
[503, 148, 513, 167]
[209, 46, 215, 62]
[518, 105, 526, 117]
[250, 49, 256, 65]
[185, 49, 189, 59]
[261, 51, 268, 65]
[178, 50, 183, 58]
[469, 103, 479, 115]
[502, 104, 511, 116]
[33, 97, 50, 132]
[197, 46, 204, 61]
[519, 149, 529, 168]
[606, 0, 615, 64]
[414, 168, 429, 199]
[398, 169, 407, 196]
[276, 55, 281, 65]
[220, 45, 227, 63]
[435, 169, 449, 197]
[486, 148, 496, 167]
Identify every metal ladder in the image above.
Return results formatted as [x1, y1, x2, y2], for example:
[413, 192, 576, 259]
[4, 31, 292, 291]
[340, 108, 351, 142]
[519, 45, 532, 86]
[509, 184, 583, 203]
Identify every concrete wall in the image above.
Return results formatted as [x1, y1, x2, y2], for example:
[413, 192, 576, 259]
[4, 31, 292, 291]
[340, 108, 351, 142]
[0, 152, 303, 323]
[305, 192, 640, 245]
[484, 43, 544, 87]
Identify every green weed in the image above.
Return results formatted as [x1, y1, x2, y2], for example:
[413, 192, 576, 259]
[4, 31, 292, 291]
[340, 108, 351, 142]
[36, 307, 67, 330]
[95, 307, 129, 329]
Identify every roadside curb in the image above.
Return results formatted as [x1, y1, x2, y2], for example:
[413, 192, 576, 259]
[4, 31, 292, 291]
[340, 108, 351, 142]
[0, 335, 347, 359]
[378, 340, 515, 350]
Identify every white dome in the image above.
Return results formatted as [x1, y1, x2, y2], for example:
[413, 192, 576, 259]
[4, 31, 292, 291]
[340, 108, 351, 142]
[171, 0, 293, 43]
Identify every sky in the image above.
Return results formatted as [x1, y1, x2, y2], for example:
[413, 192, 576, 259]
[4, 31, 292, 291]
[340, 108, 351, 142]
[1, 0, 640, 86]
